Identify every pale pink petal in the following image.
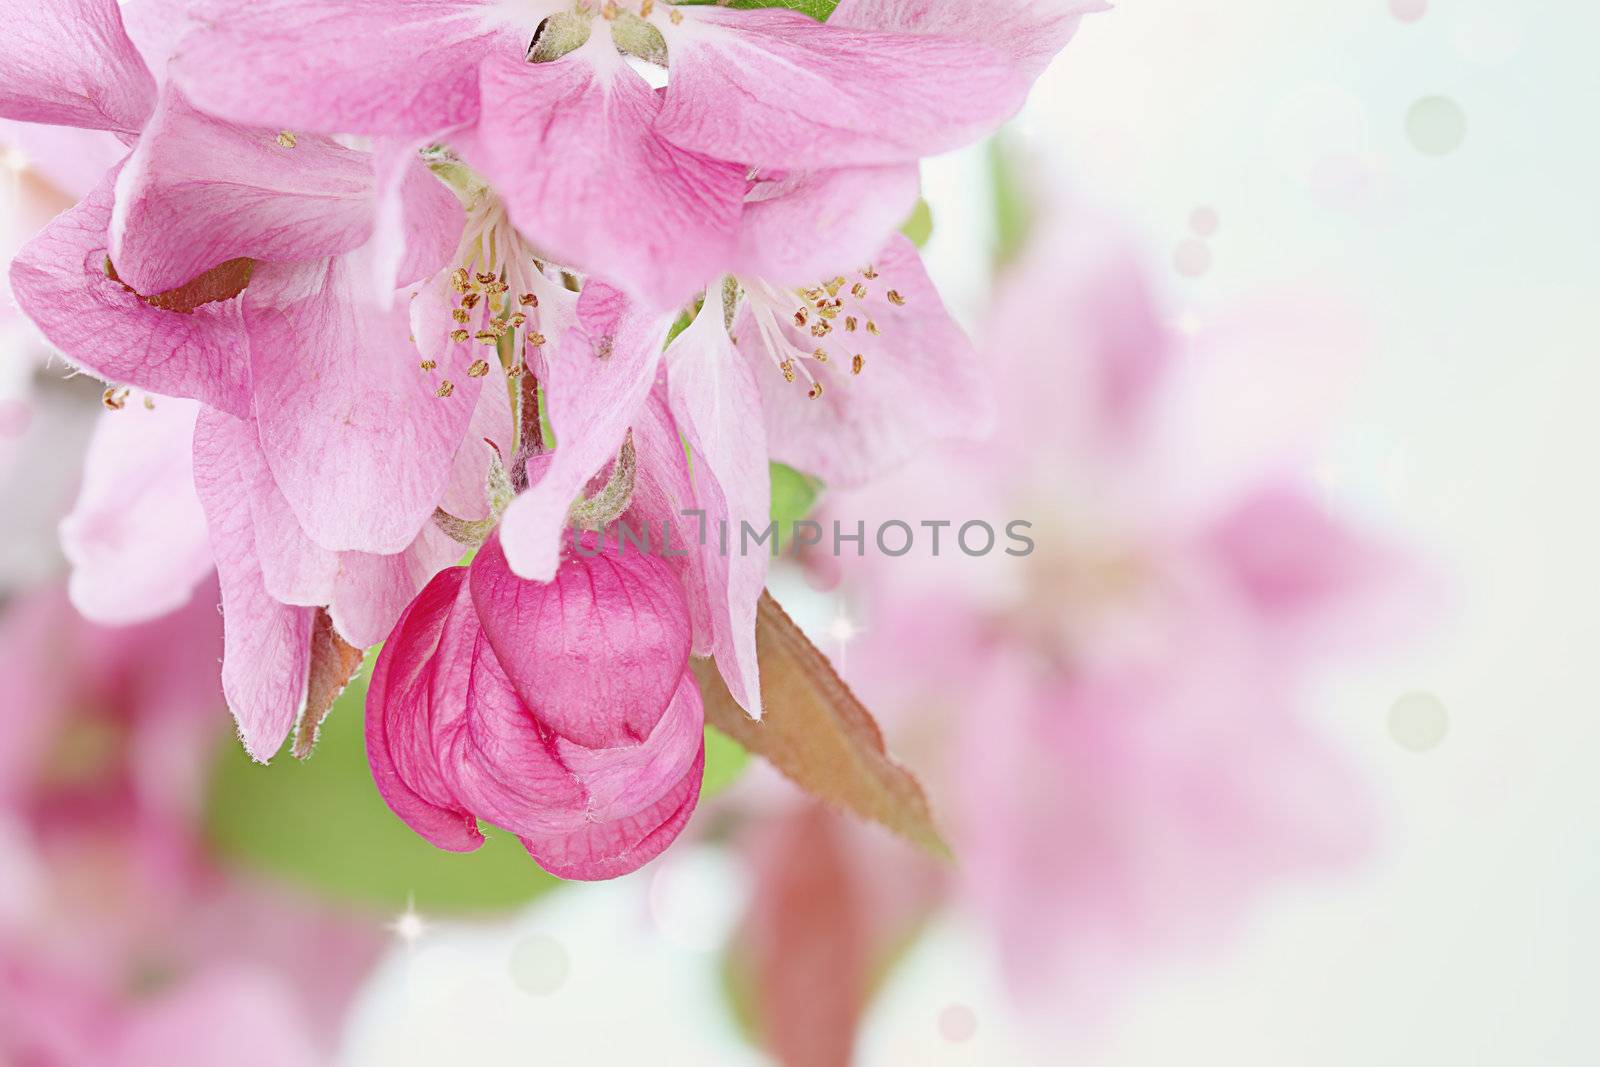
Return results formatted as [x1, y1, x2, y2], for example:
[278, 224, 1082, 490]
[626, 386, 715, 655]
[110, 88, 375, 295]
[469, 47, 747, 307]
[0, 0, 155, 135]
[736, 164, 920, 286]
[245, 257, 482, 554]
[172, 0, 505, 134]
[193, 407, 311, 762]
[9, 170, 252, 416]
[365, 565, 486, 852]
[830, 0, 1109, 84]
[232, 416, 339, 608]
[747, 235, 989, 488]
[519, 745, 704, 882]
[469, 532, 692, 749]
[60, 396, 213, 625]
[116, 968, 321, 1067]
[329, 525, 462, 650]
[664, 297, 768, 715]
[657, 7, 1026, 170]
[372, 136, 467, 296]
[121, 0, 199, 76]
[497, 285, 668, 580]
[0, 121, 126, 199]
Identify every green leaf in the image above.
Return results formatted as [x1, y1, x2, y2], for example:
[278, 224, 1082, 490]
[900, 199, 934, 248]
[205, 651, 559, 914]
[702, 724, 751, 798]
[675, 0, 838, 20]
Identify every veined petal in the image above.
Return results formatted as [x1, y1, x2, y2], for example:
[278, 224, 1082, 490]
[552, 673, 705, 826]
[0, 0, 155, 135]
[657, 7, 1026, 170]
[746, 235, 989, 488]
[830, 0, 1109, 84]
[469, 532, 692, 750]
[232, 416, 340, 609]
[496, 283, 667, 581]
[173, 0, 506, 134]
[469, 47, 746, 308]
[60, 396, 213, 625]
[519, 744, 704, 882]
[664, 297, 768, 717]
[193, 406, 312, 762]
[365, 565, 486, 852]
[627, 386, 714, 656]
[110, 88, 375, 296]
[9, 170, 252, 417]
[371, 136, 468, 297]
[245, 257, 482, 555]
[329, 524, 463, 649]
[736, 165, 921, 287]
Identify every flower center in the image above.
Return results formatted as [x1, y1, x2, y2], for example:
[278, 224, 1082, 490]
[740, 269, 900, 400]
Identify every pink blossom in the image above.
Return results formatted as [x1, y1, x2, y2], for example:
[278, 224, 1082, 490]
[809, 199, 1433, 1019]
[165, 0, 1071, 306]
[367, 530, 705, 880]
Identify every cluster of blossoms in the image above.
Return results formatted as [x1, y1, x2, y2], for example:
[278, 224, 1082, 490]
[1, 0, 1102, 878]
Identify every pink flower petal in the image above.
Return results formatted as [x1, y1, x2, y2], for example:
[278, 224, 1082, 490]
[365, 565, 486, 852]
[469, 47, 747, 307]
[469, 531, 692, 749]
[109, 88, 375, 296]
[245, 257, 482, 554]
[657, 7, 1027, 170]
[116, 968, 321, 1067]
[172, 0, 504, 134]
[60, 397, 214, 625]
[736, 164, 921, 286]
[830, 0, 1109, 84]
[497, 284, 667, 581]
[193, 406, 312, 762]
[664, 298, 768, 715]
[0, 0, 155, 135]
[9, 169, 252, 417]
[519, 744, 704, 882]
[747, 235, 990, 488]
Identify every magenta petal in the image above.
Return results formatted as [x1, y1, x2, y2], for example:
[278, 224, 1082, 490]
[0, 0, 156, 135]
[469, 532, 693, 750]
[496, 287, 666, 581]
[9, 170, 252, 417]
[664, 299, 768, 715]
[245, 257, 481, 554]
[173, 0, 503, 134]
[110, 88, 375, 296]
[365, 565, 486, 852]
[520, 743, 705, 882]
[470, 49, 746, 307]
[657, 7, 1027, 170]
[830, 0, 1108, 84]
[60, 397, 214, 625]
[553, 672, 706, 825]
[192, 407, 311, 762]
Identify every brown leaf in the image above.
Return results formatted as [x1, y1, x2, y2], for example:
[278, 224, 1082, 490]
[693, 593, 951, 858]
[293, 609, 365, 760]
[104, 256, 254, 313]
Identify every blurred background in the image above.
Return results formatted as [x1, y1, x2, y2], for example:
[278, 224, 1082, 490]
[3, 1, 1597, 1064]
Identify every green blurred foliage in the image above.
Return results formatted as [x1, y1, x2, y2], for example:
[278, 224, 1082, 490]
[988, 135, 1036, 268]
[900, 198, 934, 248]
[770, 461, 823, 532]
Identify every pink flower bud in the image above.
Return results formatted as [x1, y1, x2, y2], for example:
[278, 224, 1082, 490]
[366, 532, 704, 881]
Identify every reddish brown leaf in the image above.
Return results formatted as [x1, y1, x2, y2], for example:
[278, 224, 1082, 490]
[104, 256, 254, 313]
[293, 609, 364, 761]
[693, 593, 951, 858]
